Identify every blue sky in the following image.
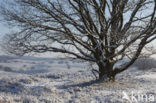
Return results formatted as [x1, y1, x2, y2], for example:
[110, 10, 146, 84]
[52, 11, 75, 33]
[0, 23, 9, 38]
[0, 0, 155, 58]
[0, 19, 66, 57]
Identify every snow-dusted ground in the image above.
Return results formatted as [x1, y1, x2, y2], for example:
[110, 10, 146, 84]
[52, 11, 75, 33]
[0, 55, 156, 103]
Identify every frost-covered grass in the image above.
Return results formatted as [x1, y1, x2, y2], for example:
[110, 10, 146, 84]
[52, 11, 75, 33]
[0, 55, 156, 103]
[133, 58, 156, 70]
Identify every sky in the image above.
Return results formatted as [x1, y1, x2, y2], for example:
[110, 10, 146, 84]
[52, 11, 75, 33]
[0, 20, 155, 58]
[0, 21, 65, 58]
[0, 23, 8, 38]
[0, 0, 155, 58]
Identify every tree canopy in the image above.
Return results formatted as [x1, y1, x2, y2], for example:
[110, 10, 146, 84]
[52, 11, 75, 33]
[0, 0, 156, 80]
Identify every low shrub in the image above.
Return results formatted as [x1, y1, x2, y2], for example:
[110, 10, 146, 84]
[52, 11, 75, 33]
[133, 58, 156, 70]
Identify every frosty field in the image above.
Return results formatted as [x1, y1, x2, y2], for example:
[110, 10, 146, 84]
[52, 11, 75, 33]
[0, 55, 156, 103]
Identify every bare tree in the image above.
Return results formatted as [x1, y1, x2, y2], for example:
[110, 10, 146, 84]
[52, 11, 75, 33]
[0, 0, 156, 81]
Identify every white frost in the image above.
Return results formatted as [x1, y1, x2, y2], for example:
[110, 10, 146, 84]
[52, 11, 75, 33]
[0, 55, 155, 103]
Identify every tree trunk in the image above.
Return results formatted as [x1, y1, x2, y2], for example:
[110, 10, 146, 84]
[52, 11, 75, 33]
[98, 60, 115, 82]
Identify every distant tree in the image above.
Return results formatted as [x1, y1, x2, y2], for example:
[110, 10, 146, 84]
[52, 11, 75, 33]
[0, 0, 156, 81]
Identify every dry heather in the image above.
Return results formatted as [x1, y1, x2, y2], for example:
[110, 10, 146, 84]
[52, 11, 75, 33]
[134, 58, 156, 70]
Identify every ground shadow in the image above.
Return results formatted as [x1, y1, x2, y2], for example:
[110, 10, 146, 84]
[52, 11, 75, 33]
[0, 79, 26, 94]
[58, 79, 101, 89]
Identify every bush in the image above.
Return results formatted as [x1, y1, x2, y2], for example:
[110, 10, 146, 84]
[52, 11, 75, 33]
[133, 58, 156, 70]
[0, 66, 13, 72]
